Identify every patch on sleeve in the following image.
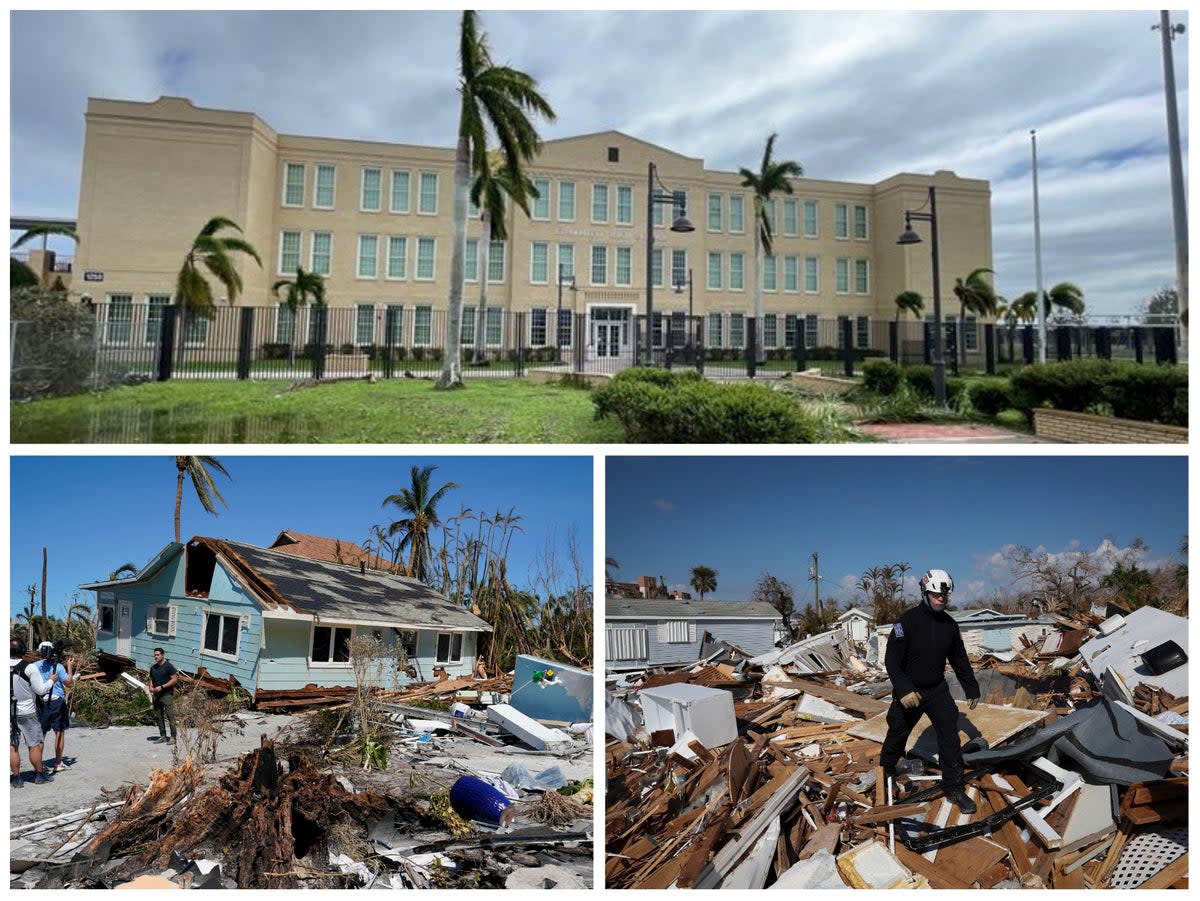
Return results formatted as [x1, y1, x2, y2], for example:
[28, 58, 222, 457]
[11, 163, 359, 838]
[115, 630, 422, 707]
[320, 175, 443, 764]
[893, 622, 905, 639]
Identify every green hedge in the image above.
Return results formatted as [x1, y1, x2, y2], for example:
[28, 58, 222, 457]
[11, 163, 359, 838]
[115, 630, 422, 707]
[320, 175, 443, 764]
[1009, 360, 1187, 426]
[592, 368, 820, 443]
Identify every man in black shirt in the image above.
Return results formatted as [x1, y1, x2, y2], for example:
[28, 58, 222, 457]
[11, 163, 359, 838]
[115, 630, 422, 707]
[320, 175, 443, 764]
[147, 647, 179, 745]
[881, 568, 981, 814]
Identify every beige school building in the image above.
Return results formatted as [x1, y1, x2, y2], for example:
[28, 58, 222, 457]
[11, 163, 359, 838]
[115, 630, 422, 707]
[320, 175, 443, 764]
[68, 96, 993, 361]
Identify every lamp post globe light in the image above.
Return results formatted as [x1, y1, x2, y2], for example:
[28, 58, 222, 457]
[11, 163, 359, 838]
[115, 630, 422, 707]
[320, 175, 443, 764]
[646, 162, 694, 363]
[897, 186, 946, 405]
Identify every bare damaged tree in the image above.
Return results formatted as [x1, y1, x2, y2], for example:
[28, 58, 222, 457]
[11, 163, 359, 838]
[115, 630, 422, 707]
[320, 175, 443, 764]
[1003, 538, 1149, 618]
[751, 573, 797, 640]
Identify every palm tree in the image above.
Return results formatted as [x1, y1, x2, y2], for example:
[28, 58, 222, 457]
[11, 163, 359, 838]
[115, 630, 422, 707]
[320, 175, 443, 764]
[951, 267, 999, 367]
[17, 592, 37, 647]
[739, 134, 803, 364]
[1043, 281, 1086, 321]
[892, 291, 923, 360]
[438, 10, 556, 390]
[108, 562, 140, 580]
[689, 565, 718, 601]
[12, 224, 78, 290]
[894, 562, 912, 605]
[175, 216, 262, 363]
[272, 266, 326, 366]
[469, 157, 539, 365]
[382, 465, 460, 582]
[174, 456, 232, 543]
[605, 555, 620, 593]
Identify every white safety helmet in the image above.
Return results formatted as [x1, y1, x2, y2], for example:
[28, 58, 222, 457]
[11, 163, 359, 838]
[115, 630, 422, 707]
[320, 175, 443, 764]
[920, 569, 954, 606]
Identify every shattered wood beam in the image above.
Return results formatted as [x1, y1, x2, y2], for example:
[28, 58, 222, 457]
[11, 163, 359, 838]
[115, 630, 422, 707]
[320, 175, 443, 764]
[851, 803, 930, 826]
[1136, 851, 1188, 889]
[691, 767, 808, 889]
[783, 678, 889, 717]
[892, 845, 973, 890]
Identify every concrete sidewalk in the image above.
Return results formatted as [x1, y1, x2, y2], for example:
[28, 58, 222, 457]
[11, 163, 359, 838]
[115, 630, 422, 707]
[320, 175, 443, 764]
[857, 422, 1051, 443]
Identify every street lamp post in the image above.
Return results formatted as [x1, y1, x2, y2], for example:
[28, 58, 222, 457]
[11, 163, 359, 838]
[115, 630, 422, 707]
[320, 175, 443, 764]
[673, 267, 693, 360]
[897, 186, 947, 405]
[556, 263, 575, 365]
[646, 162, 695, 363]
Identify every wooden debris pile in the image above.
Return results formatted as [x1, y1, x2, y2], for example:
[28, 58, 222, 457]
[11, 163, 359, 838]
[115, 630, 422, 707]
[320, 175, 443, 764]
[606, 615, 1188, 890]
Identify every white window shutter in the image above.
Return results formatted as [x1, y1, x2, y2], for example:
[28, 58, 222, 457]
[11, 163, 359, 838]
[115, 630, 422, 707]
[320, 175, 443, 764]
[168, 607, 177, 637]
[146, 612, 154, 634]
[239, 614, 250, 631]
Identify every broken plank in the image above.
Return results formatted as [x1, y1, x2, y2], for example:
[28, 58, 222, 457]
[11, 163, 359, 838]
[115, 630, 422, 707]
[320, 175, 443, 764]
[784, 678, 888, 717]
[851, 803, 929, 826]
[1138, 852, 1188, 890]
[892, 845, 972, 890]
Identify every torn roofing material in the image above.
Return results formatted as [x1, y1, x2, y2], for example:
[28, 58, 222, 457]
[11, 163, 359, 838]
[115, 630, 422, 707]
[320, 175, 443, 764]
[215, 539, 492, 632]
[268, 529, 391, 569]
[1078, 607, 1189, 699]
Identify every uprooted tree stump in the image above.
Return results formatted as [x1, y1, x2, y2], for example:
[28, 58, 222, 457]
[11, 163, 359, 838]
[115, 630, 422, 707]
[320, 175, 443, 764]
[88, 736, 429, 888]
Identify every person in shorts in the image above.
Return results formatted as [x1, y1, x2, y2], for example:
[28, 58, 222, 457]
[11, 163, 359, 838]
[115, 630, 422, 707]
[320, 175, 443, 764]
[10, 638, 54, 787]
[35, 640, 75, 772]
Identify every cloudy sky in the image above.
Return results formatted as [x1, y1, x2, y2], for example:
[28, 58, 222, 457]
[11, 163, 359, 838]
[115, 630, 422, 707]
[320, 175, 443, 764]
[606, 456, 1186, 607]
[9, 9, 1188, 317]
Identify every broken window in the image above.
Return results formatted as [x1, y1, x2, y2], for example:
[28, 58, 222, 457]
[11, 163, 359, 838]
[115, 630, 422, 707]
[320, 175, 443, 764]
[312, 625, 353, 664]
[98, 604, 115, 633]
[398, 630, 418, 657]
[203, 612, 240, 658]
[436, 632, 463, 664]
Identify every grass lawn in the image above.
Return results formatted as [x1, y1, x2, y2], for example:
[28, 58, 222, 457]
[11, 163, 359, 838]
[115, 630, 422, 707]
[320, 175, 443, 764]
[11, 379, 625, 444]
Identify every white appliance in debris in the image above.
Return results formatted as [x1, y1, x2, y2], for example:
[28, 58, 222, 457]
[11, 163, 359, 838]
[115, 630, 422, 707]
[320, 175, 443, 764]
[638, 683, 737, 750]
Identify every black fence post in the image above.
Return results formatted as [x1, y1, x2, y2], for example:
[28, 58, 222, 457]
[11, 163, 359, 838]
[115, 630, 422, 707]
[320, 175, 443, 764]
[888, 321, 899, 363]
[1055, 327, 1072, 361]
[514, 312, 526, 377]
[946, 324, 959, 376]
[382, 307, 397, 379]
[312, 306, 328, 379]
[923, 322, 933, 365]
[1133, 328, 1145, 364]
[1153, 327, 1178, 365]
[664, 315, 675, 371]
[1094, 327, 1111, 360]
[156, 305, 177, 382]
[235, 307, 255, 380]
[795, 329, 806, 373]
[696, 318, 706, 375]
[1022, 325, 1035, 364]
[984, 323, 996, 374]
[840, 317, 854, 377]
[746, 317, 757, 379]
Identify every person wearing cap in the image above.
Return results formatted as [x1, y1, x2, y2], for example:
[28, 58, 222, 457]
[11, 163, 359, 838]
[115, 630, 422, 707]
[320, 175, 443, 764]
[34, 641, 74, 773]
[10, 639, 54, 788]
[880, 568, 981, 814]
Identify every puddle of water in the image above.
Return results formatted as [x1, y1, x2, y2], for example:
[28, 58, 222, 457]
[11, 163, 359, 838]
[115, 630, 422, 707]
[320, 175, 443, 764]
[17, 406, 318, 444]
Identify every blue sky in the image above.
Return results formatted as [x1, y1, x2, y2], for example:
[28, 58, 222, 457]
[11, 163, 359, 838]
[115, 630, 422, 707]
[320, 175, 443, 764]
[9, 9, 1188, 317]
[606, 456, 1187, 607]
[10, 455, 593, 619]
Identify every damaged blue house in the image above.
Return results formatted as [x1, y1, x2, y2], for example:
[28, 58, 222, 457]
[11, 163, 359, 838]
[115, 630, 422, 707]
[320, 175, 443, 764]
[82, 535, 492, 701]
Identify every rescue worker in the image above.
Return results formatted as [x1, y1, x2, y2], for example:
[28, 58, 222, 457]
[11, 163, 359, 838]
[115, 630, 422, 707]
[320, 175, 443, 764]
[881, 568, 981, 814]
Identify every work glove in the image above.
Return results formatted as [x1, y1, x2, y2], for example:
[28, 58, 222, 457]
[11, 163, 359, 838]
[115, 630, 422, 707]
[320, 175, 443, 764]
[900, 692, 921, 710]
[968, 697, 979, 710]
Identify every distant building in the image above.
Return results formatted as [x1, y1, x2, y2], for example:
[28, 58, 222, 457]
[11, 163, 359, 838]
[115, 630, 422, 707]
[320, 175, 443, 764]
[835, 606, 873, 643]
[605, 597, 781, 670]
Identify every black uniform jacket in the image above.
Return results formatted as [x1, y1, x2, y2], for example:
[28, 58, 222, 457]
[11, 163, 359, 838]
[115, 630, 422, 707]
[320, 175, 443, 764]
[885, 603, 981, 700]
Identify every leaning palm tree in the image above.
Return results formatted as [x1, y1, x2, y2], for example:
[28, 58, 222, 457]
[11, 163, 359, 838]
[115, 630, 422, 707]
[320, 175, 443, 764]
[175, 216, 262, 364]
[951, 267, 999, 367]
[438, 10, 556, 390]
[689, 565, 718, 602]
[739, 133, 803, 364]
[893, 290, 923, 324]
[1043, 281, 1086, 321]
[174, 456, 232, 543]
[382, 465, 460, 583]
[469, 157, 539, 364]
[12, 224, 78, 289]
[272, 266, 326, 366]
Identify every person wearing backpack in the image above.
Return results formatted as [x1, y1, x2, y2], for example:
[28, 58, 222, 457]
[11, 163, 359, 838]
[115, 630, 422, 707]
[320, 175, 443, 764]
[10, 638, 55, 788]
[35, 641, 75, 773]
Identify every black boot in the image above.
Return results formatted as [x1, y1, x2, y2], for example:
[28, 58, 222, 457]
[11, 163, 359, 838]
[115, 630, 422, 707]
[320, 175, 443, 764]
[944, 785, 976, 814]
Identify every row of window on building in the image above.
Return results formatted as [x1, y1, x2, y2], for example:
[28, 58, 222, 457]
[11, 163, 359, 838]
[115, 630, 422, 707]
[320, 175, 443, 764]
[279, 162, 871, 239]
[278, 230, 874, 295]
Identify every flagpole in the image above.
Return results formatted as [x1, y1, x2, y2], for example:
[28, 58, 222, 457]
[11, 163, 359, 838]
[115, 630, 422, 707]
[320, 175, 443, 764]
[1031, 129, 1046, 364]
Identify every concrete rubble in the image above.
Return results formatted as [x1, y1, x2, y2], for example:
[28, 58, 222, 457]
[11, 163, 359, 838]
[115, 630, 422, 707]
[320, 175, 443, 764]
[605, 607, 1188, 889]
[11, 660, 593, 890]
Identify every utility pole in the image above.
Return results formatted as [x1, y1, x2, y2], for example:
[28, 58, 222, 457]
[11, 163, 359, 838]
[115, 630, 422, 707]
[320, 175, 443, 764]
[41, 547, 48, 641]
[809, 552, 822, 621]
[1154, 11, 1188, 356]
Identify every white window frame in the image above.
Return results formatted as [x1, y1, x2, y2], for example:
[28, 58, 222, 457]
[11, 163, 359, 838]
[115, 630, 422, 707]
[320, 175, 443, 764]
[558, 180, 576, 222]
[615, 245, 632, 286]
[836, 258, 850, 294]
[144, 294, 171, 346]
[98, 603, 116, 635]
[278, 230, 302, 275]
[356, 235, 379, 279]
[465, 239, 479, 283]
[730, 313, 745, 349]
[556, 243, 575, 280]
[803, 199, 819, 238]
[707, 251, 723, 290]
[390, 169, 411, 214]
[413, 305, 433, 346]
[707, 192, 723, 232]
[708, 311, 724, 347]
[282, 162, 305, 207]
[309, 622, 354, 667]
[360, 167, 382, 212]
[386, 235, 407, 280]
[436, 631, 464, 664]
[855, 258, 870, 295]
[763, 254, 777, 292]
[313, 164, 336, 209]
[591, 183, 609, 224]
[356, 303, 376, 345]
[531, 177, 550, 220]
[804, 256, 820, 294]
[415, 237, 436, 281]
[783, 198, 798, 237]
[590, 244, 608, 286]
[729, 195, 745, 234]
[201, 610, 241, 662]
[310, 231, 332, 277]
[530, 307, 548, 346]
[856, 315, 871, 349]
[530, 241, 549, 284]
[854, 204, 869, 240]
[418, 172, 439, 215]
[616, 184, 633, 225]
[146, 604, 177, 637]
[764, 313, 779, 349]
[651, 247, 664, 288]
[729, 252, 745, 291]
[487, 239, 506, 284]
[834, 202, 849, 239]
[783, 255, 799, 293]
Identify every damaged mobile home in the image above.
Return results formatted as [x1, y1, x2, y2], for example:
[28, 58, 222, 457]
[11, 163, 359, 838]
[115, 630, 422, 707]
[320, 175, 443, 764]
[81, 535, 492, 700]
[606, 605, 1188, 889]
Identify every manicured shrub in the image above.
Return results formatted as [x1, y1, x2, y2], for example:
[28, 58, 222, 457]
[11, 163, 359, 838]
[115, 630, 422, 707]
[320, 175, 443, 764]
[1101, 364, 1188, 426]
[862, 360, 902, 395]
[592, 368, 819, 443]
[903, 366, 934, 398]
[966, 377, 1015, 417]
[1010, 360, 1186, 426]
